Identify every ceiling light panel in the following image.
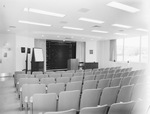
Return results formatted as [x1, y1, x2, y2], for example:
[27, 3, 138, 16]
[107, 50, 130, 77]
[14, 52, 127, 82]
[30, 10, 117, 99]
[19, 20, 51, 26]
[24, 8, 65, 17]
[91, 30, 108, 33]
[114, 33, 127, 35]
[107, 1, 140, 13]
[136, 28, 148, 32]
[79, 18, 104, 24]
[112, 24, 132, 29]
[62, 26, 84, 30]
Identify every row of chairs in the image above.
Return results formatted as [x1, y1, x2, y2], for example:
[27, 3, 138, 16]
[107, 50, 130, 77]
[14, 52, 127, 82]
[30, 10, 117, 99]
[17, 74, 144, 95]
[14, 68, 145, 88]
[42, 100, 150, 114]
[24, 83, 148, 114]
[20, 83, 147, 111]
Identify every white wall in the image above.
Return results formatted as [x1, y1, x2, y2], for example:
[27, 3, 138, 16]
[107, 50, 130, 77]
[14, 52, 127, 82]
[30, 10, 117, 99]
[85, 41, 97, 62]
[76, 42, 85, 62]
[0, 33, 16, 74]
[97, 40, 110, 68]
[15, 35, 34, 71]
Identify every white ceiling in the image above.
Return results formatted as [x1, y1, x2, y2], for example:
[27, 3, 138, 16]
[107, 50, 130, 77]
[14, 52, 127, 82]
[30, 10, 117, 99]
[0, 0, 149, 41]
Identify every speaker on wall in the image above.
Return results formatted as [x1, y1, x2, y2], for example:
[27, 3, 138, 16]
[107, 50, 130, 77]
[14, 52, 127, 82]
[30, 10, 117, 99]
[21, 47, 25, 53]
[27, 48, 30, 54]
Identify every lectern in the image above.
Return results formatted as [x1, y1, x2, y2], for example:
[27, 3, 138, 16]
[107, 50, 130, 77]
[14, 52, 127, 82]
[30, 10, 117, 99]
[68, 59, 79, 70]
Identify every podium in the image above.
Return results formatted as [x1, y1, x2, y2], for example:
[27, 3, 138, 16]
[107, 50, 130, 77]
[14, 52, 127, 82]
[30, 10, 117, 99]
[68, 59, 79, 70]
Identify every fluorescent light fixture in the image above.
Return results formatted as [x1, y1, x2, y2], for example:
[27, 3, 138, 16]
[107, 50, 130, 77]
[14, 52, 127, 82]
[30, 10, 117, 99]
[136, 28, 148, 32]
[91, 30, 108, 33]
[115, 33, 127, 35]
[79, 18, 104, 24]
[19, 20, 51, 27]
[112, 24, 132, 29]
[24, 8, 65, 17]
[62, 26, 84, 30]
[107, 1, 140, 13]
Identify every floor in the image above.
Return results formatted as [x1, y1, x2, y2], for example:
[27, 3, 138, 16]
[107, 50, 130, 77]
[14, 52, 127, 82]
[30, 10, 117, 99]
[0, 76, 26, 114]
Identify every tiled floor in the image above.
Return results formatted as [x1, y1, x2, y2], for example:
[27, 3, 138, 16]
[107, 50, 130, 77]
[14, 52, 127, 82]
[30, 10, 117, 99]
[0, 77, 26, 114]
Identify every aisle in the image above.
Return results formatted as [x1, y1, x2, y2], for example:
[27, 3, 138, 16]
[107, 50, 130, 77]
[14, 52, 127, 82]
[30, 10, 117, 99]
[0, 77, 25, 114]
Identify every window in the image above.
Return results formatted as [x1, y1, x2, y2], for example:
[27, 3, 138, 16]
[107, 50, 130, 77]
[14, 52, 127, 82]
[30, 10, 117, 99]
[124, 37, 140, 62]
[141, 36, 148, 63]
[116, 39, 123, 61]
[116, 35, 149, 63]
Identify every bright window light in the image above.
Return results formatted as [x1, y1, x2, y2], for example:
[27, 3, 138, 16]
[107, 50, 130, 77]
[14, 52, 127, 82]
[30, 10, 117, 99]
[18, 20, 51, 27]
[107, 1, 140, 13]
[136, 28, 148, 32]
[79, 18, 104, 24]
[115, 33, 127, 35]
[91, 30, 108, 33]
[112, 24, 132, 29]
[24, 8, 65, 17]
[62, 26, 84, 30]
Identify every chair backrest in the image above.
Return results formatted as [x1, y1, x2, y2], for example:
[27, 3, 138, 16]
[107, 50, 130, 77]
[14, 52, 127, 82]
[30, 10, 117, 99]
[84, 72, 93, 76]
[105, 73, 114, 79]
[110, 77, 122, 87]
[58, 90, 80, 111]
[32, 71, 43, 76]
[32, 93, 57, 114]
[80, 88, 102, 109]
[40, 78, 55, 85]
[129, 76, 139, 85]
[97, 79, 111, 90]
[71, 76, 83, 82]
[44, 109, 76, 114]
[128, 71, 135, 77]
[36, 74, 49, 80]
[84, 75, 95, 81]
[121, 72, 129, 78]
[21, 84, 46, 108]
[100, 86, 120, 106]
[18, 78, 39, 92]
[79, 105, 108, 114]
[82, 80, 97, 91]
[95, 74, 106, 81]
[131, 100, 150, 114]
[61, 73, 73, 78]
[47, 83, 65, 96]
[113, 73, 122, 78]
[120, 77, 132, 86]
[74, 72, 84, 77]
[50, 73, 61, 79]
[56, 77, 70, 84]
[108, 101, 135, 114]
[116, 84, 134, 103]
[27, 78, 40, 84]
[109, 70, 116, 74]
[66, 81, 82, 91]
[131, 83, 146, 101]
[101, 70, 109, 75]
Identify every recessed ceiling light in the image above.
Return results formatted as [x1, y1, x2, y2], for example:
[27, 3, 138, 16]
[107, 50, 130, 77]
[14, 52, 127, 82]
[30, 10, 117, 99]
[115, 33, 127, 35]
[91, 30, 108, 33]
[107, 1, 140, 13]
[62, 26, 84, 30]
[79, 18, 104, 24]
[24, 8, 65, 17]
[112, 24, 132, 29]
[136, 28, 148, 32]
[18, 20, 51, 27]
